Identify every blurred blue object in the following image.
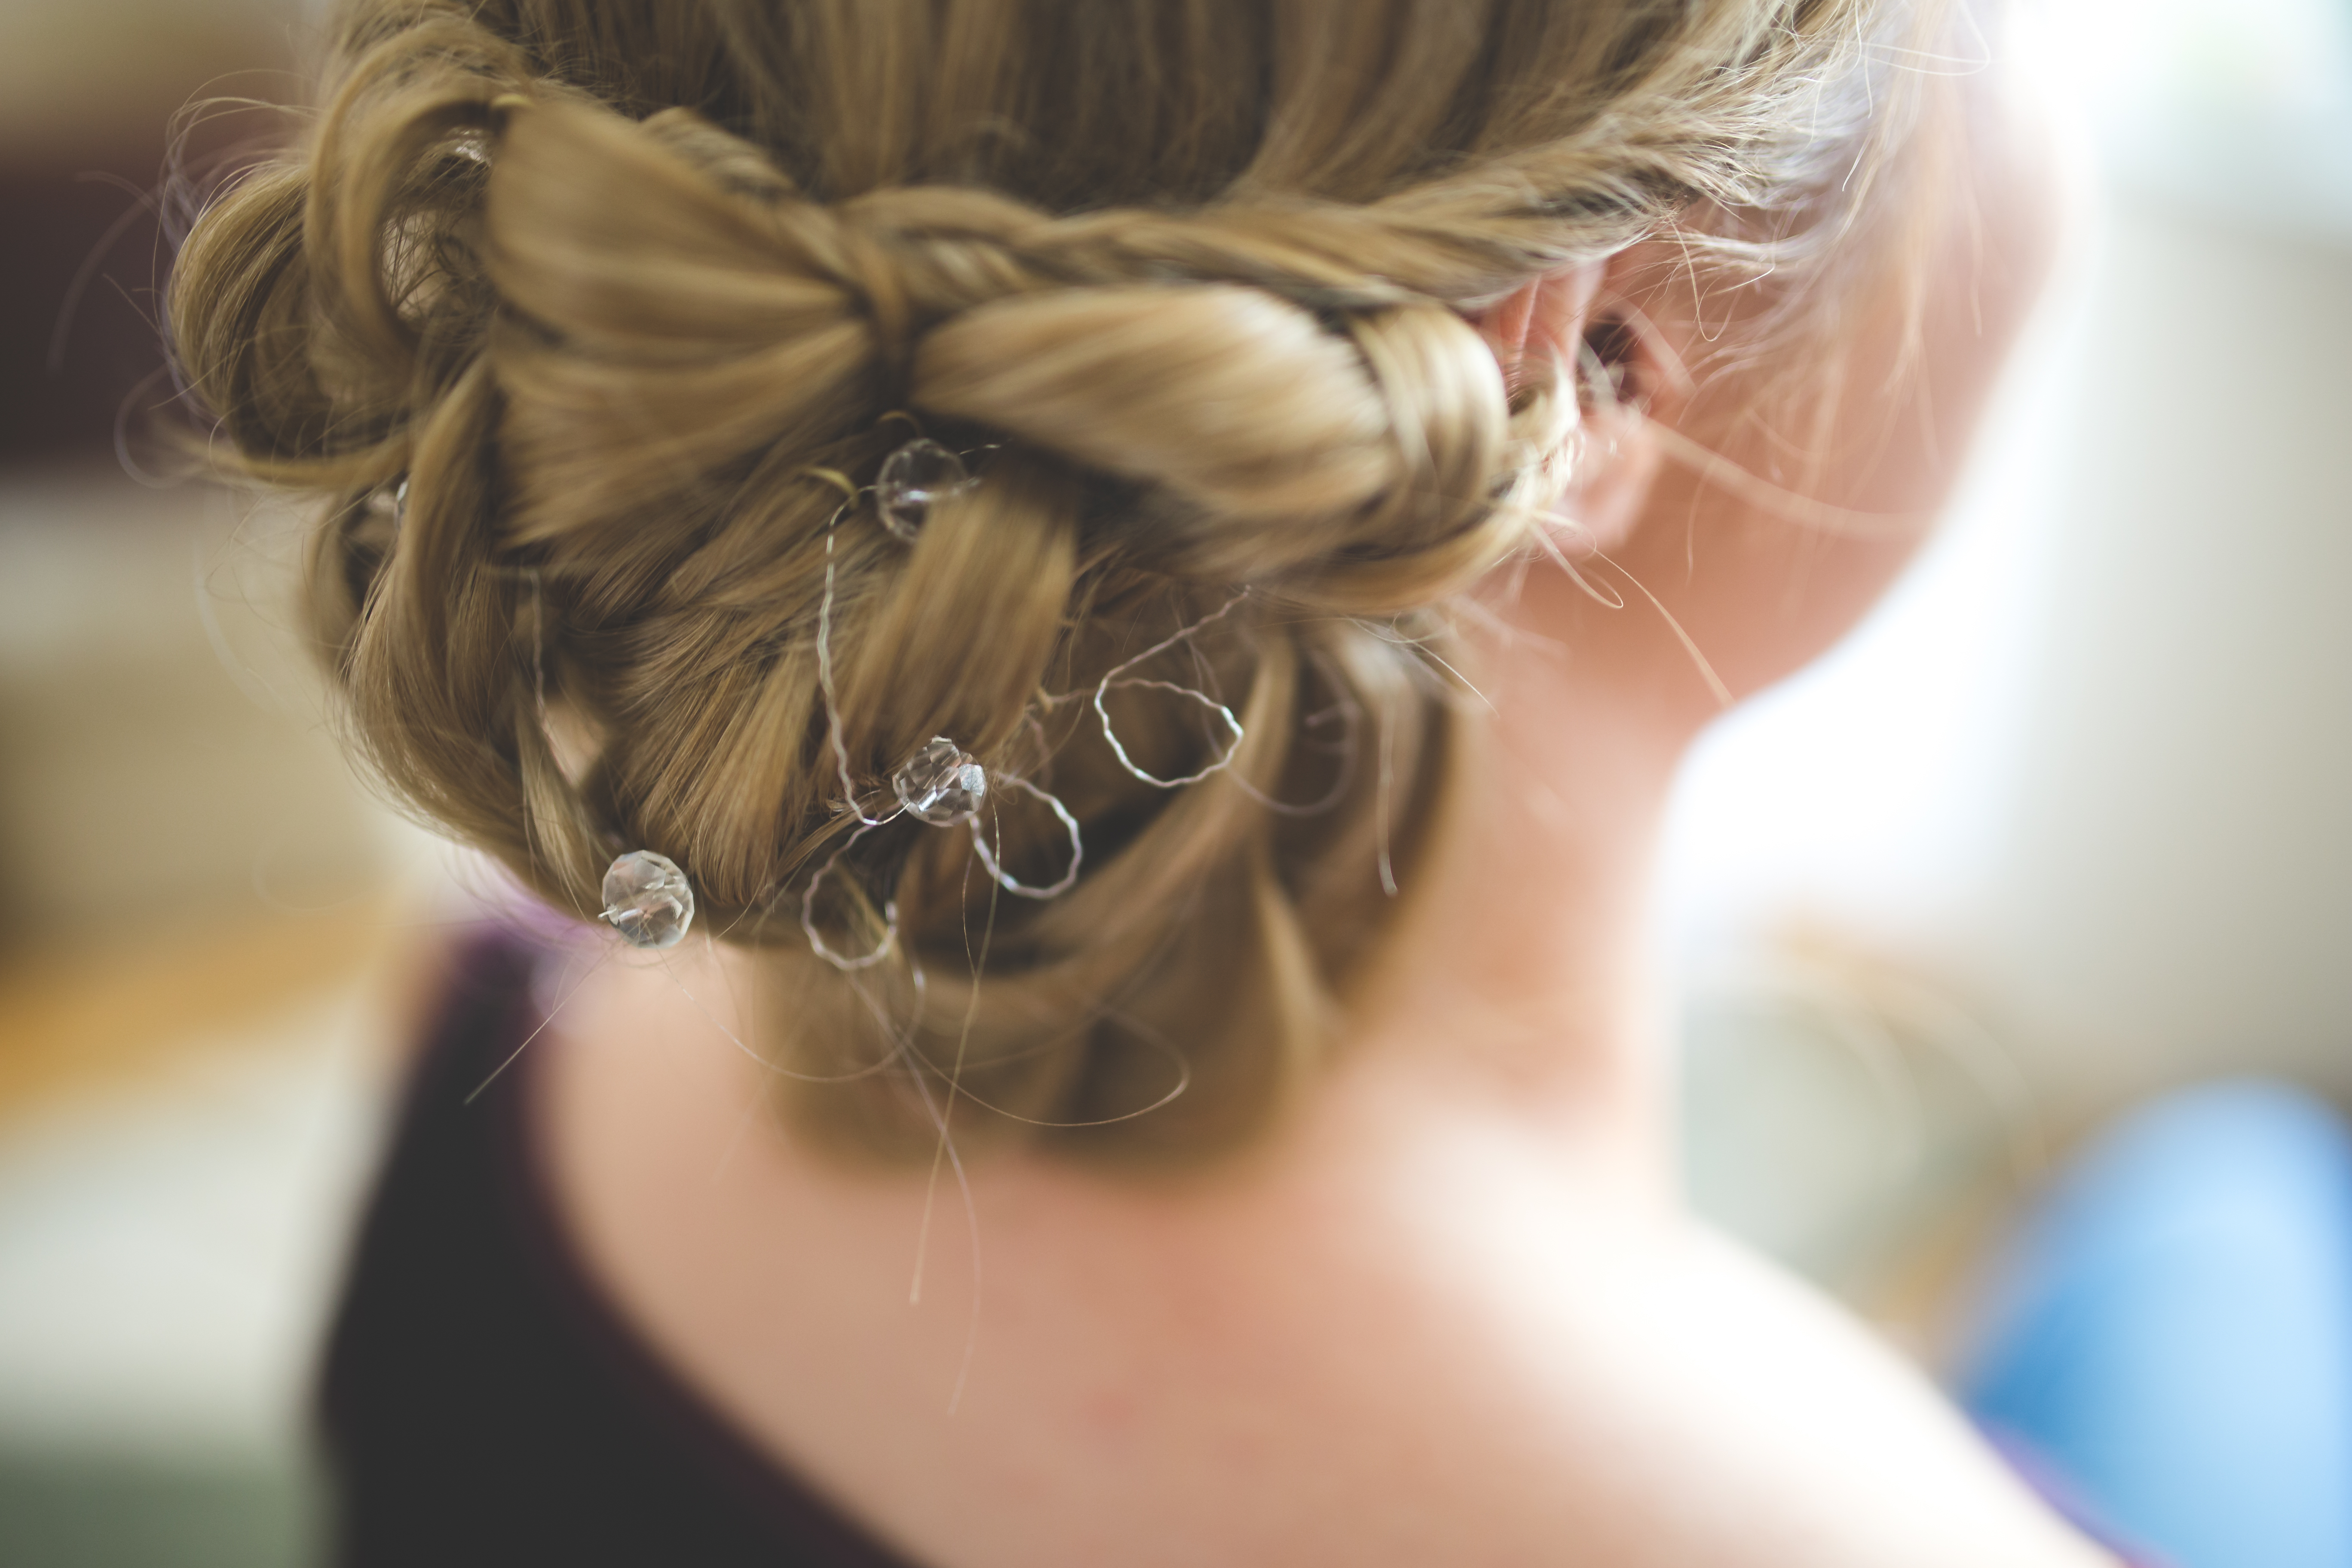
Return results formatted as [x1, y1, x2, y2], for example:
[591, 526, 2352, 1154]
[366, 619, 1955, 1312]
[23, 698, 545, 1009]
[1960, 1081, 2352, 1568]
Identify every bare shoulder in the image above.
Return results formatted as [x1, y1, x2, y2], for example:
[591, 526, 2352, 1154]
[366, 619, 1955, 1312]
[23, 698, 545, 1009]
[536, 986, 2106, 1568]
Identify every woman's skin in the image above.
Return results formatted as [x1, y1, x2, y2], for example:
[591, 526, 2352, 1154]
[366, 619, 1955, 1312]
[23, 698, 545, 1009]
[532, 26, 2104, 1568]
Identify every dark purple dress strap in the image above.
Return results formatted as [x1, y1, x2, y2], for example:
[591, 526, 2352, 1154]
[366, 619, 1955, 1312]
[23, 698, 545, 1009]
[318, 927, 922, 1568]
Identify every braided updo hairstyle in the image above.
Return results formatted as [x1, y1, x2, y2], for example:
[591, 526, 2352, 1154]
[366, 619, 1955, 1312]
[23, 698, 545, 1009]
[170, 0, 1937, 1159]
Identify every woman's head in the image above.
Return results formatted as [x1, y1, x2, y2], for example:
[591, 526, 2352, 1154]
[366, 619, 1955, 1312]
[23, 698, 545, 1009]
[170, 0, 1968, 1159]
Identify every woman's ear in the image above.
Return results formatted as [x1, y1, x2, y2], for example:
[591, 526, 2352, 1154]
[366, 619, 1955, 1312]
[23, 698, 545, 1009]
[1565, 280, 1694, 555]
[1473, 261, 1602, 403]
[1472, 257, 1689, 557]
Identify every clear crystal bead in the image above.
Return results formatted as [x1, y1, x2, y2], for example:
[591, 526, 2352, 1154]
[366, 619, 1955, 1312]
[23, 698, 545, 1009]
[600, 850, 695, 949]
[893, 737, 987, 825]
[874, 439, 974, 541]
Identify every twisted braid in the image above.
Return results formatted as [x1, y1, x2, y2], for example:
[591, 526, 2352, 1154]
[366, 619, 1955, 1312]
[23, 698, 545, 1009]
[479, 91, 1571, 603]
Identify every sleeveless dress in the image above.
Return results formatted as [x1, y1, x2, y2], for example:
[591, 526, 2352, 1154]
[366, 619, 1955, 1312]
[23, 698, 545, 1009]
[318, 929, 916, 1567]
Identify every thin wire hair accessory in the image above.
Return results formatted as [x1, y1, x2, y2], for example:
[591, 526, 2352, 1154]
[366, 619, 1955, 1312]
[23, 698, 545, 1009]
[970, 773, 1084, 900]
[795, 431, 1170, 970]
[1092, 589, 1250, 789]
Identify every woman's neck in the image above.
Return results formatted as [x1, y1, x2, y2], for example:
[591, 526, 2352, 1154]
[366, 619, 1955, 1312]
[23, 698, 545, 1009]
[1332, 567, 1714, 1196]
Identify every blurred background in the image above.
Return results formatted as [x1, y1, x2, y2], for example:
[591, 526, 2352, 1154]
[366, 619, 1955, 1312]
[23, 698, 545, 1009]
[0, 0, 2347, 1562]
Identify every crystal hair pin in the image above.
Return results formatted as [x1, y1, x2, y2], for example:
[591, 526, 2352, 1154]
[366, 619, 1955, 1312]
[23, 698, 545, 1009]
[798, 737, 988, 970]
[799, 733, 1087, 972]
[873, 438, 977, 542]
[894, 736, 986, 824]
[600, 849, 694, 949]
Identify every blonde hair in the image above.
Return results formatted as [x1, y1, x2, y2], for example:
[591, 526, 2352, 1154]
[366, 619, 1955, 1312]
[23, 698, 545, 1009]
[171, 0, 1937, 1160]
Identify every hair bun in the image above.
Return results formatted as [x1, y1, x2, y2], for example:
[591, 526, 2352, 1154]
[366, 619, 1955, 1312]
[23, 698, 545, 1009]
[167, 0, 1907, 1159]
